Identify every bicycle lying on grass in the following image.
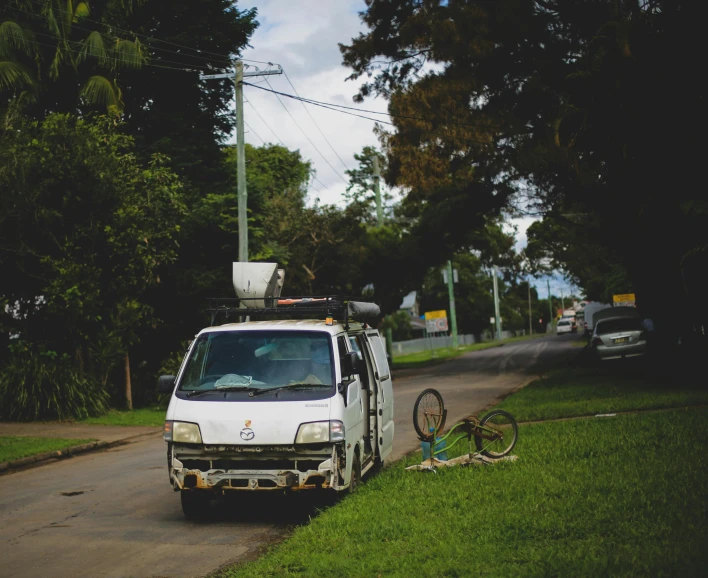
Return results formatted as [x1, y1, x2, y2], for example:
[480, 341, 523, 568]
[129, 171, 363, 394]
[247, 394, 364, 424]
[413, 388, 518, 460]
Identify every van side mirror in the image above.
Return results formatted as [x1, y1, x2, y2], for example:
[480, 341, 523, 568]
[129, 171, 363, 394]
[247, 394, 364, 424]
[340, 351, 360, 378]
[157, 375, 176, 393]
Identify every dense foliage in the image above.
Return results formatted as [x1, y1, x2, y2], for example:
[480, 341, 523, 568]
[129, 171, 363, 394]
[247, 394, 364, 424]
[341, 0, 708, 336]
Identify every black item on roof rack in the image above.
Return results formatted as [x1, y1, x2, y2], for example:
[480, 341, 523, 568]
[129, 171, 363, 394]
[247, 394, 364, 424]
[206, 296, 381, 329]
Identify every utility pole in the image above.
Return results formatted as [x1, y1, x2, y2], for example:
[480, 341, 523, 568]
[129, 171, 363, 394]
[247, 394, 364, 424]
[372, 154, 384, 227]
[446, 260, 459, 348]
[560, 289, 565, 312]
[492, 266, 502, 341]
[370, 151, 393, 359]
[547, 278, 553, 331]
[528, 278, 533, 336]
[201, 63, 283, 262]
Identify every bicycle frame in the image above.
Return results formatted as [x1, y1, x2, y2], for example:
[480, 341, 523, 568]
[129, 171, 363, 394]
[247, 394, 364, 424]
[427, 416, 505, 458]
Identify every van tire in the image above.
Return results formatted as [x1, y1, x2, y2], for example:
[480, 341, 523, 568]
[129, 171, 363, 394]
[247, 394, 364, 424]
[348, 453, 361, 494]
[181, 490, 211, 519]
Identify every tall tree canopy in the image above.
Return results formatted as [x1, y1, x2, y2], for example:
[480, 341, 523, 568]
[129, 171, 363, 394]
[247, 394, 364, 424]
[341, 0, 708, 334]
[0, 111, 185, 410]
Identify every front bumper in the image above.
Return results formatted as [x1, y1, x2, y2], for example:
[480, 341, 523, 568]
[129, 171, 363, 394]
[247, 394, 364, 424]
[169, 443, 343, 492]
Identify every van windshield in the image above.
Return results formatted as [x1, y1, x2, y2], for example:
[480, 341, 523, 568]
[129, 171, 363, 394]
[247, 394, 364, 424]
[178, 330, 334, 396]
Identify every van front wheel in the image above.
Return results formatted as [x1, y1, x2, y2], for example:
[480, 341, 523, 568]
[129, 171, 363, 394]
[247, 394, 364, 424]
[180, 490, 211, 519]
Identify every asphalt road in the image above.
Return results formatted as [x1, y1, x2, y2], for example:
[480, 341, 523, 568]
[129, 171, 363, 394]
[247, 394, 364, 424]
[0, 333, 580, 578]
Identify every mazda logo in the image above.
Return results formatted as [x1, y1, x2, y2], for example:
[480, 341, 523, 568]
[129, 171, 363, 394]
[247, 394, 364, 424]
[240, 428, 255, 441]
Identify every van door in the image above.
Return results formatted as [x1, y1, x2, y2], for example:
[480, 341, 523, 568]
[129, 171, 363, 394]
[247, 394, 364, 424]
[337, 335, 364, 467]
[365, 331, 394, 460]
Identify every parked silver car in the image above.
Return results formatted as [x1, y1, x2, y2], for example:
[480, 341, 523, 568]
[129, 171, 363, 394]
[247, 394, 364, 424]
[592, 317, 648, 360]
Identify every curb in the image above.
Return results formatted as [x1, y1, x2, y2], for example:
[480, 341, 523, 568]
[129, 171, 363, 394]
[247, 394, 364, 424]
[0, 429, 161, 475]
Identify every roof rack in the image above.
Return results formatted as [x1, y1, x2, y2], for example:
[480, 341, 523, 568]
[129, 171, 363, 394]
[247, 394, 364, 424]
[206, 296, 381, 330]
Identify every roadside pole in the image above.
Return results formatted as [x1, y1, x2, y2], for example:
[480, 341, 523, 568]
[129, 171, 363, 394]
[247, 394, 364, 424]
[547, 278, 553, 332]
[372, 152, 394, 360]
[200, 63, 283, 262]
[528, 278, 533, 335]
[234, 62, 247, 262]
[373, 154, 384, 228]
[446, 260, 459, 348]
[493, 266, 502, 341]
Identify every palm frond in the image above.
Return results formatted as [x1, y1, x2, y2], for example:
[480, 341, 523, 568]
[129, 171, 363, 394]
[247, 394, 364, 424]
[80, 74, 123, 109]
[0, 21, 36, 58]
[78, 31, 109, 68]
[42, 3, 61, 38]
[48, 41, 74, 79]
[112, 38, 144, 70]
[0, 60, 34, 91]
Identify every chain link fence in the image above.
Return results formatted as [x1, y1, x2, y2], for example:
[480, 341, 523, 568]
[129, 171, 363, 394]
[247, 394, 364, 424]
[391, 330, 528, 357]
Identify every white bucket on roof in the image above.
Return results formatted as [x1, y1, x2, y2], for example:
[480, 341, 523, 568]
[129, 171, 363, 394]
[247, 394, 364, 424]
[232, 262, 284, 308]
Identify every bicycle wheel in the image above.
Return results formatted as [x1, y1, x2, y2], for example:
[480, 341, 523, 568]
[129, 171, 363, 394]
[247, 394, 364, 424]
[474, 410, 518, 458]
[413, 388, 446, 441]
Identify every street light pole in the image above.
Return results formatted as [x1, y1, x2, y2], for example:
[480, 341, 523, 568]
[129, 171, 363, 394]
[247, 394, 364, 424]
[528, 278, 533, 335]
[493, 266, 502, 340]
[547, 278, 553, 331]
[370, 151, 393, 359]
[446, 260, 458, 348]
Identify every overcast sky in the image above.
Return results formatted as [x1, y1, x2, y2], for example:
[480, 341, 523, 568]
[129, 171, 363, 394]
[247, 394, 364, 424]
[236, 1, 575, 296]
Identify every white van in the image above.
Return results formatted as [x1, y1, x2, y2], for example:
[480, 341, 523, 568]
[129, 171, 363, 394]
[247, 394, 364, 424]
[157, 264, 393, 518]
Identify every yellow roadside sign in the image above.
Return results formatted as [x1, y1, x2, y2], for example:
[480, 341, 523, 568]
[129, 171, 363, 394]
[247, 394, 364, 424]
[424, 310, 447, 320]
[613, 293, 636, 303]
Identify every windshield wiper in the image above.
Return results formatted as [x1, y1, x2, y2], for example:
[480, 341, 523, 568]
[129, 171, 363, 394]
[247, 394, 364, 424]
[186, 386, 256, 397]
[248, 383, 331, 397]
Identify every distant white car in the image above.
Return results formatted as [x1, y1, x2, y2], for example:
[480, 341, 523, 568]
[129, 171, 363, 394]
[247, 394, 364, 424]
[556, 319, 574, 334]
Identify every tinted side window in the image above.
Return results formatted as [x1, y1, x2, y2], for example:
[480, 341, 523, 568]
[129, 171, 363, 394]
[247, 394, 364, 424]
[337, 335, 348, 359]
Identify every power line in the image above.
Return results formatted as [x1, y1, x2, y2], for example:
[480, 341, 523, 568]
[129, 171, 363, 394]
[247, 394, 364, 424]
[14, 34, 215, 75]
[11, 5, 235, 68]
[244, 121, 264, 144]
[283, 72, 350, 173]
[243, 98, 328, 189]
[261, 77, 349, 185]
[22, 0, 279, 68]
[244, 81, 509, 132]
[244, 99, 286, 147]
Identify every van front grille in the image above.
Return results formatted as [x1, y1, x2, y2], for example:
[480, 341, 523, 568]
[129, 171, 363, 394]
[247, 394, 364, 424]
[180, 458, 323, 472]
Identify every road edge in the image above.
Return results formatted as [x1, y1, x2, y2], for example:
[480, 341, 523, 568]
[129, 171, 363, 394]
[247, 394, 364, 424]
[0, 429, 162, 475]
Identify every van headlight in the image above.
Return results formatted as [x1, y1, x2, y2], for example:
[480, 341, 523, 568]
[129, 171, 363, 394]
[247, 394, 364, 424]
[295, 421, 345, 444]
[163, 421, 202, 444]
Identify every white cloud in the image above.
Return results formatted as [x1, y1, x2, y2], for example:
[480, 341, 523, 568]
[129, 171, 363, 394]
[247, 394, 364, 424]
[235, 1, 385, 206]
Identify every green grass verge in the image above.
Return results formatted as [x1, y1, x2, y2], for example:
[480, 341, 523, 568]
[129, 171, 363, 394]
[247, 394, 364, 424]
[221, 408, 708, 577]
[80, 407, 165, 427]
[495, 363, 708, 422]
[392, 333, 547, 370]
[0, 435, 95, 463]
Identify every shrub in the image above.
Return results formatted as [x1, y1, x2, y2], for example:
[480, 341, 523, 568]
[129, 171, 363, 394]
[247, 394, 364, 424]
[0, 350, 109, 421]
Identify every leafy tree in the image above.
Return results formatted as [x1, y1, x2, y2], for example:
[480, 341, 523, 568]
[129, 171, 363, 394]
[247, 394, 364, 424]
[344, 145, 393, 225]
[116, 0, 258, 192]
[341, 0, 708, 335]
[0, 111, 185, 409]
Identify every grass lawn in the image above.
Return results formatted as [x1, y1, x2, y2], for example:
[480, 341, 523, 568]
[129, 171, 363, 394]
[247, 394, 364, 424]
[0, 436, 95, 463]
[217, 361, 708, 578]
[495, 361, 708, 422]
[392, 332, 546, 370]
[80, 407, 165, 427]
